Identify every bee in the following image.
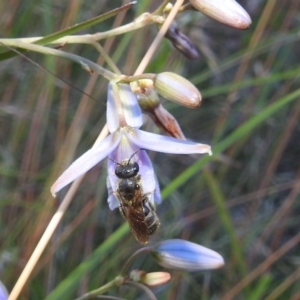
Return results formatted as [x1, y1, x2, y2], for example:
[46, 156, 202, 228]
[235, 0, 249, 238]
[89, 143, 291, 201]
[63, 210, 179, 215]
[113, 150, 160, 244]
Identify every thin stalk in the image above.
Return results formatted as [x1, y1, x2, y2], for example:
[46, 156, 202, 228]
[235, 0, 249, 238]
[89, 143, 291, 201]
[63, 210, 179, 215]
[0, 13, 163, 46]
[134, 0, 185, 75]
[74, 276, 125, 300]
[125, 281, 157, 300]
[0, 41, 117, 81]
[120, 247, 153, 276]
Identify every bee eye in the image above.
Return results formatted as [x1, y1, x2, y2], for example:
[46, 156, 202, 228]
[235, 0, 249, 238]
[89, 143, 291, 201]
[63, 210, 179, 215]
[115, 166, 122, 177]
[133, 162, 139, 173]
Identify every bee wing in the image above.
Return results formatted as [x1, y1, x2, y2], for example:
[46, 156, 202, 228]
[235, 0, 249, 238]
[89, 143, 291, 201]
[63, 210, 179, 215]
[124, 206, 149, 244]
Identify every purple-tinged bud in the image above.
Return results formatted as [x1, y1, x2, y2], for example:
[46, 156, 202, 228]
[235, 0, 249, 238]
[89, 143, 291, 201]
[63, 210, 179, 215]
[190, 0, 251, 29]
[165, 23, 200, 60]
[152, 239, 224, 271]
[130, 270, 171, 287]
[154, 72, 201, 108]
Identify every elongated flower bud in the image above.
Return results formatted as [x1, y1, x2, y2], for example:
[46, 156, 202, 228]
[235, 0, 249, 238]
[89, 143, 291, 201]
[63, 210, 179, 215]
[141, 272, 171, 287]
[152, 239, 224, 271]
[165, 23, 200, 60]
[154, 72, 201, 108]
[130, 270, 171, 287]
[190, 0, 251, 29]
[148, 104, 186, 140]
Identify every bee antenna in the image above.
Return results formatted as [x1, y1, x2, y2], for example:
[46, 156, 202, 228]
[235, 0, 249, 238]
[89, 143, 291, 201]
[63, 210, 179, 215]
[127, 148, 146, 165]
[108, 157, 122, 166]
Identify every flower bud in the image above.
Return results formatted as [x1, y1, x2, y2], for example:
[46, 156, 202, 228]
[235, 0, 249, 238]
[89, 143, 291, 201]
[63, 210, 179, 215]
[153, 72, 201, 108]
[152, 239, 224, 271]
[148, 104, 186, 140]
[165, 23, 200, 60]
[131, 80, 160, 111]
[129, 270, 171, 287]
[190, 0, 251, 29]
[141, 272, 171, 287]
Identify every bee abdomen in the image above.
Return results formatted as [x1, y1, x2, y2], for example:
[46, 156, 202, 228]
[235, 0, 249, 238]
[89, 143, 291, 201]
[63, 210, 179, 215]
[144, 203, 160, 235]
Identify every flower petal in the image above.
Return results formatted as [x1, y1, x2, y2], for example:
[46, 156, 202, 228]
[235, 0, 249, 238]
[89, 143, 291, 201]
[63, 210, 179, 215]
[51, 132, 121, 196]
[127, 128, 212, 155]
[106, 176, 119, 210]
[152, 173, 162, 204]
[118, 83, 143, 128]
[107, 83, 120, 132]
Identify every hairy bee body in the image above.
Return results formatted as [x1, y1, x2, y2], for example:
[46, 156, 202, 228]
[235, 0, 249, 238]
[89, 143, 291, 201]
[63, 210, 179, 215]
[113, 152, 160, 244]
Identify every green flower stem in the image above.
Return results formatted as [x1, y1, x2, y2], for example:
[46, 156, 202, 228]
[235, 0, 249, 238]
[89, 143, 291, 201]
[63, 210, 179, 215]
[87, 40, 121, 74]
[118, 73, 156, 83]
[0, 14, 165, 47]
[120, 247, 153, 276]
[74, 276, 124, 300]
[0, 40, 117, 81]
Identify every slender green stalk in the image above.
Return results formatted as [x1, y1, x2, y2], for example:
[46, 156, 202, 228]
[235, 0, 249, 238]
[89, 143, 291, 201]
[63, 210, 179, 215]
[120, 247, 153, 276]
[74, 276, 124, 300]
[0, 41, 117, 81]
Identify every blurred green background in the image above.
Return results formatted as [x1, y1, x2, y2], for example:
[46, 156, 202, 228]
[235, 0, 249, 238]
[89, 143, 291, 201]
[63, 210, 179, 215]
[1, 0, 300, 299]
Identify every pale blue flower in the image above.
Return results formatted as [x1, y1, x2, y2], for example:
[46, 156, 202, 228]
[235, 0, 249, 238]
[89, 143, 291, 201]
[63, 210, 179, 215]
[51, 83, 211, 210]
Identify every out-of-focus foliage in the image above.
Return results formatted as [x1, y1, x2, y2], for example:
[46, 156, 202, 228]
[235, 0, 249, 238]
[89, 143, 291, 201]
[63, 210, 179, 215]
[0, 0, 300, 299]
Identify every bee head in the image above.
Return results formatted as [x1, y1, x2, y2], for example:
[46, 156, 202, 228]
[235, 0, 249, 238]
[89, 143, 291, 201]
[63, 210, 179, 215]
[115, 161, 139, 179]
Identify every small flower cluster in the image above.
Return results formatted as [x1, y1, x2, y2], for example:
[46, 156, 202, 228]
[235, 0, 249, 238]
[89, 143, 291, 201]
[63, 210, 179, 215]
[51, 73, 211, 209]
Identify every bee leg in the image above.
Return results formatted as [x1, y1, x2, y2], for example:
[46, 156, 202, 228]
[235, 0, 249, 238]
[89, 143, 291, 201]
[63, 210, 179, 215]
[142, 193, 156, 210]
[119, 204, 126, 219]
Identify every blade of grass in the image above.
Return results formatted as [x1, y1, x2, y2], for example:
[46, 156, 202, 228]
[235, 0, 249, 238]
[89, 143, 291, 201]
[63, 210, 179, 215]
[203, 168, 247, 276]
[247, 274, 273, 300]
[202, 66, 300, 97]
[162, 87, 300, 199]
